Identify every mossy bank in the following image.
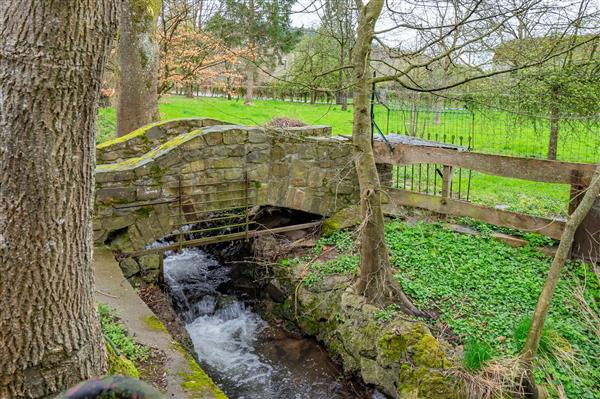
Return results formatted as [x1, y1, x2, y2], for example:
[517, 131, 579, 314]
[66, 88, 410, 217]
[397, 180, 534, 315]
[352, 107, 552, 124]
[264, 263, 462, 398]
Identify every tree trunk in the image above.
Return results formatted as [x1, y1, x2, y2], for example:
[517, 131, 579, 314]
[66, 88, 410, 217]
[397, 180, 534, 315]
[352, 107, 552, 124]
[0, 1, 118, 397]
[522, 164, 600, 361]
[336, 45, 345, 106]
[351, 0, 424, 316]
[117, 0, 161, 136]
[244, 0, 256, 105]
[547, 88, 560, 160]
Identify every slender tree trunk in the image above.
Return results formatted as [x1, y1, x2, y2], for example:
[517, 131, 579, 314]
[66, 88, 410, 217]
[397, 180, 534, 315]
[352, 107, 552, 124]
[351, 0, 424, 316]
[244, 0, 256, 105]
[117, 0, 161, 136]
[547, 88, 560, 160]
[522, 164, 600, 362]
[0, 1, 118, 397]
[336, 45, 345, 106]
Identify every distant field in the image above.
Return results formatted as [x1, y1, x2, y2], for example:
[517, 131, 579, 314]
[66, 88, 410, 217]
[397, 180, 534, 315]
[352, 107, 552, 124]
[97, 95, 356, 143]
[98, 95, 598, 219]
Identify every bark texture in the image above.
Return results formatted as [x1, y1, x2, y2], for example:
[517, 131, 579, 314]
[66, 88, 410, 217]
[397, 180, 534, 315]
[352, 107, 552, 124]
[0, 1, 118, 397]
[351, 0, 424, 316]
[117, 0, 161, 136]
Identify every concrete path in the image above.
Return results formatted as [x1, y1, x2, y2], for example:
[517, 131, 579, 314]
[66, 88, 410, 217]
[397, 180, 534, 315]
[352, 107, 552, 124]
[94, 246, 224, 399]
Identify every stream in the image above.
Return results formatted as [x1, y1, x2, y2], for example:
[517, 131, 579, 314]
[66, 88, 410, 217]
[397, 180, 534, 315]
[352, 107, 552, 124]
[162, 247, 384, 399]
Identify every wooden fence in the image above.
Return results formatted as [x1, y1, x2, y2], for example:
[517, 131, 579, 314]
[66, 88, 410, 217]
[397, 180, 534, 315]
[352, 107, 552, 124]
[373, 141, 599, 261]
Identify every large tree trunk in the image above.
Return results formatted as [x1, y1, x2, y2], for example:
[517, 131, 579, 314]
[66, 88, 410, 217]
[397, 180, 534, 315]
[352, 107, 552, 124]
[547, 88, 560, 160]
[351, 0, 424, 316]
[117, 0, 161, 136]
[522, 163, 600, 364]
[0, 1, 118, 397]
[244, 0, 256, 105]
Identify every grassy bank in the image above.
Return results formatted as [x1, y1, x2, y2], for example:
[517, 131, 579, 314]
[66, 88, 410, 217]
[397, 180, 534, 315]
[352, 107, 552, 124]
[299, 223, 599, 399]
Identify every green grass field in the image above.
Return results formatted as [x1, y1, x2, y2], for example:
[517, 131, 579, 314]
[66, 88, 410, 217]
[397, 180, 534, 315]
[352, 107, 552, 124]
[97, 95, 597, 218]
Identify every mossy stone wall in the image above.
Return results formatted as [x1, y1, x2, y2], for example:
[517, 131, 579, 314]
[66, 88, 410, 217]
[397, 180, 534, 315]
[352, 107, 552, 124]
[268, 268, 462, 399]
[93, 119, 357, 257]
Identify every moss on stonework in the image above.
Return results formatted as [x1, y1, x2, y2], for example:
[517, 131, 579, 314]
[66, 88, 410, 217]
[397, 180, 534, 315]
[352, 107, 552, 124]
[136, 207, 152, 218]
[149, 165, 165, 186]
[397, 364, 456, 399]
[143, 315, 168, 333]
[322, 206, 361, 236]
[378, 332, 409, 364]
[97, 118, 213, 150]
[413, 333, 450, 369]
[96, 129, 205, 175]
[97, 120, 163, 149]
[106, 341, 140, 378]
[270, 259, 461, 398]
[173, 343, 228, 399]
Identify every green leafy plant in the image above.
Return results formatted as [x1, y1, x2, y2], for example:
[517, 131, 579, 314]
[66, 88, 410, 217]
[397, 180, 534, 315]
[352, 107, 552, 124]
[383, 220, 598, 398]
[375, 304, 401, 322]
[98, 303, 148, 362]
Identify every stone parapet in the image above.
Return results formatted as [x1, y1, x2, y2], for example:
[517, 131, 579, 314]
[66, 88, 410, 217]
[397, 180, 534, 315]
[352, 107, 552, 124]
[94, 119, 361, 252]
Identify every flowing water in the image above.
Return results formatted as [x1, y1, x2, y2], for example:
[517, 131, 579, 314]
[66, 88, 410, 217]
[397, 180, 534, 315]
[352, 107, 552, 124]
[163, 248, 384, 399]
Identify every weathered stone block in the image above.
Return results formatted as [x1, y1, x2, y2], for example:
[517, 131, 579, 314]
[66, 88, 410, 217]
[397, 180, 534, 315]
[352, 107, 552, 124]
[120, 258, 140, 278]
[289, 159, 307, 186]
[108, 231, 135, 253]
[136, 186, 161, 201]
[102, 214, 136, 232]
[204, 132, 223, 146]
[307, 171, 325, 188]
[271, 163, 289, 178]
[223, 130, 248, 144]
[96, 187, 136, 204]
[248, 165, 269, 181]
[248, 129, 267, 143]
[247, 148, 270, 163]
[213, 158, 242, 169]
[224, 168, 244, 181]
[189, 160, 206, 172]
[292, 189, 306, 210]
[145, 126, 163, 140]
[138, 254, 161, 271]
[271, 145, 285, 160]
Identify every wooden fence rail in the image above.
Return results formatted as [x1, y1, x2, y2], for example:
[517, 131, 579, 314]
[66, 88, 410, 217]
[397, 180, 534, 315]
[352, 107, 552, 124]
[374, 141, 599, 262]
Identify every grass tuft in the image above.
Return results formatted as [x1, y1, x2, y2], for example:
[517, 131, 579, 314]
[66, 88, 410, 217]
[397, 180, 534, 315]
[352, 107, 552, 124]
[464, 340, 495, 371]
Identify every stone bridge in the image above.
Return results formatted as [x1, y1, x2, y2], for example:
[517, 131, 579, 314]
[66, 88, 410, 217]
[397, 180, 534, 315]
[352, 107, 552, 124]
[94, 118, 362, 255]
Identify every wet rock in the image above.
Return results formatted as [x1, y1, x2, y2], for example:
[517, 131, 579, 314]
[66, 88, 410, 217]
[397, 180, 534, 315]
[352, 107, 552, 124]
[119, 257, 140, 278]
[215, 295, 237, 311]
[265, 279, 287, 303]
[138, 254, 161, 271]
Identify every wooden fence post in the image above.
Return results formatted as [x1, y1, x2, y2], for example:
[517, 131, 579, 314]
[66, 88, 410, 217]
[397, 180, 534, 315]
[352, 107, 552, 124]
[441, 165, 453, 203]
[572, 196, 600, 263]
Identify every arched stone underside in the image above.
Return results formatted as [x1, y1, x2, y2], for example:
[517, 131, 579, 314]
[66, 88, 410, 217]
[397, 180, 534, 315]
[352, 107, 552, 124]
[94, 118, 360, 253]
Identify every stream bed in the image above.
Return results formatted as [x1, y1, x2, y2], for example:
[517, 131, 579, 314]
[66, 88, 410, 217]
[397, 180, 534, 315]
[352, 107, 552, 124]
[163, 247, 382, 399]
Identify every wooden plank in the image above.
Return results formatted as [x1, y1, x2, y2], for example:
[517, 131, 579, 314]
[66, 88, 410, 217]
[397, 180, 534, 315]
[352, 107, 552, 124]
[374, 142, 596, 185]
[383, 189, 565, 240]
[125, 221, 322, 257]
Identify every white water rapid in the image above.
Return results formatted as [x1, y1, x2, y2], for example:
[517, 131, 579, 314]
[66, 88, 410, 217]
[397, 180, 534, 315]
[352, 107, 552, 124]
[163, 248, 383, 399]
